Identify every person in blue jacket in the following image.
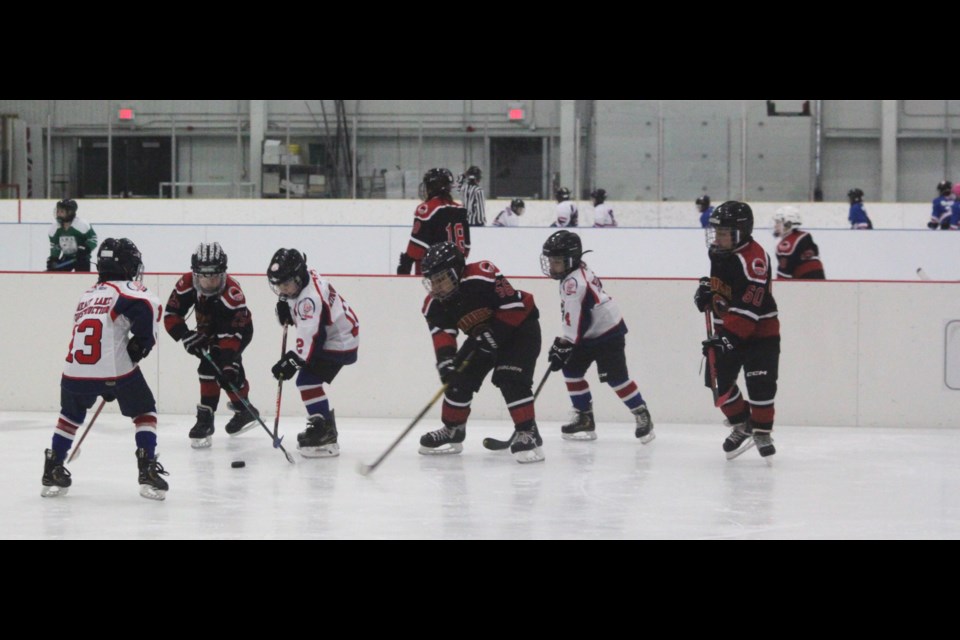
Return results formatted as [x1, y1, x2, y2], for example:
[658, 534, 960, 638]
[847, 188, 872, 230]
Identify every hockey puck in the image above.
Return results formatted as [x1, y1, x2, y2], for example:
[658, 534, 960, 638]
[231, 460, 246, 468]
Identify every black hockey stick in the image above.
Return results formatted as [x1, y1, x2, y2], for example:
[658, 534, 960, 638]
[481, 367, 552, 451]
[273, 323, 289, 448]
[66, 398, 106, 463]
[201, 350, 295, 464]
[357, 347, 477, 476]
[916, 267, 932, 281]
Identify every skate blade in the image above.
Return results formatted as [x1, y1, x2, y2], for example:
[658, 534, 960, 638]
[513, 447, 545, 463]
[41, 485, 69, 498]
[636, 430, 656, 444]
[227, 420, 259, 437]
[725, 438, 756, 460]
[298, 443, 340, 458]
[561, 431, 597, 441]
[139, 485, 167, 501]
[190, 437, 212, 449]
[417, 443, 463, 455]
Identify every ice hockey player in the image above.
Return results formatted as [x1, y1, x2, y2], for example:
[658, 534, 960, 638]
[551, 187, 578, 227]
[46, 199, 97, 272]
[590, 188, 617, 227]
[418, 241, 544, 463]
[695, 201, 780, 460]
[696, 195, 713, 229]
[847, 188, 873, 229]
[492, 198, 524, 227]
[164, 242, 259, 448]
[397, 168, 471, 275]
[41, 238, 169, 500]
[268, 248, 359, 458]
[540, 230, 653, 443]
[928, 180, 957, 230]
[772, 206, 825, 279]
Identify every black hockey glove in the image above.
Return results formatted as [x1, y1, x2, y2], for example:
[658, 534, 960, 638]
[694, 277, 714, 312]
[181, 330, 210, 357]
[272, 350, 306, 381]
[702, 332, 738, 357]
[472, 327, 498, 358]
[437, 357, 460, 386]
[397, 252, 414, 275]
[276, 299, 294, 327]
[928, 221, 939, 230]
[127, 336, 151, 363]
[46, 256, 58, 271]
[548, 338, 574, 372]
[217, 350, 242, 387]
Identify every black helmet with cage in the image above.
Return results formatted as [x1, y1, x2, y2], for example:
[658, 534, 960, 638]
[97, 238, 143, 282]
[421, 241, 466, 301]
[541, 230, 585, 279]
[267, 248, 309, 297]
[706, 201, 754, 256]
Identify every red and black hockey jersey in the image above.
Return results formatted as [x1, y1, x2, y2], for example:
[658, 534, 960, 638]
[775, 230, 825, 279]
[422, 260, 538, 361]
[405, 196, 471, 274]
[163, 273, 253, 354]
[708, 240, 779, 342]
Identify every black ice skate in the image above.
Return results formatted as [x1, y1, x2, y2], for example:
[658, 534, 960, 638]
[722, 419, 755, 460]
[510, 424, 545, 463]
[136, 448, 169, 501]
[297, 412, 339, 458]
[752, 429, 776, 459]
[41, 448, 72, 498]
[225, 401, 260, 436]
[189, 404, 215, 449]
[633, 404, 655, 444]
[561, 407, 596, 441]
[418, 424, 465, 455]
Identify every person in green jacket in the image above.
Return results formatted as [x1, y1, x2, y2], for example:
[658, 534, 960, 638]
[47, 199, 97, 272]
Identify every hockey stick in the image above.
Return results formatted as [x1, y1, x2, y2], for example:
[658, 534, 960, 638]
[273, 324, 289, 447]
[357, 350, 476, 476]
[67, 398, 106, 463]
[481, 367, 553, 451]
[200, 350, 295, 464]
[917, 267, 932, 281]
[704, 309, 735, 408]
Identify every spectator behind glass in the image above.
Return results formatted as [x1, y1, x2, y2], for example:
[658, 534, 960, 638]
[847, 188, 873, 229]
[696, 195, 714, 229]
[929, 180, 957, 230]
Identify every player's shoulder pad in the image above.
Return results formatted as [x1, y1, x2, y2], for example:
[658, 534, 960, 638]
[174, 272, 194, 293]
[72, 218, 92, 233]
[462, 260, 499, 281]
[221, 276, 247, 308]
[561, 272, 581, 296]
[738, 241, 771, 281]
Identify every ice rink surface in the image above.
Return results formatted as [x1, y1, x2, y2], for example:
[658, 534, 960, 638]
[2, 411, 959, 540]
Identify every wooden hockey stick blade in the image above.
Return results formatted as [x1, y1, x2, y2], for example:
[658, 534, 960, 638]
[482, 435, 514, 451]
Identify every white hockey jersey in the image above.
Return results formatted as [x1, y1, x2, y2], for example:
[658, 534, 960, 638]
[593, 203, 617, 227]
[555, 201, 578, 227]
[557, 264, 626, 345]
[492, 207, 521, 227]
[63, 280, 162, 380]
[282, 269, 359, 364]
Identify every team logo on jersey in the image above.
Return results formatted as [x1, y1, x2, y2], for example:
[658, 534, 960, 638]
[751, 258, 767, 277]
[125, 282, 146, 292]
[297, 298, 317, 320]
[228, 286, 244, 302]
[778, 240, 791, 252]
[563, 278, 578, 295]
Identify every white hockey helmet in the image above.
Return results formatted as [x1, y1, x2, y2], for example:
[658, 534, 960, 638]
[772, 205, 801, 237]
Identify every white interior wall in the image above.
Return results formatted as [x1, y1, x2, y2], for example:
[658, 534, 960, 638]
[2, 274, 958, 428]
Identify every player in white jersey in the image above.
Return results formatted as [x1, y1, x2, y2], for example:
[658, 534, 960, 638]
[41, 238, 169, 501]
[551, 187, 578, 227]
[590, 188, 617, 227]
[267, 248, 359, 458]
[540, 231, 654, 443]
[493, 198, 525, 227]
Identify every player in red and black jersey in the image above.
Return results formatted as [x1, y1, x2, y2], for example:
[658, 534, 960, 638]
[164, 242, 259, 448]
[772, 206, 825, 280]
[694, 201, 780, 460]
[396, 168, 471, 275]
[418, 241, 544, 463]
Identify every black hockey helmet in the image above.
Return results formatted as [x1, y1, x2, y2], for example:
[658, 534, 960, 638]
[556, 187, 571, 202]
[847, 188, 864, 203]
[267, 248, 309, 297]
[541, 230, 584, 279]
[938, 180, 953, 196]
[420, 168, 454, 200]
[421, 241, 466, 301]
[55, 199, 78, 224]
[97, 238, 143, 282]
[706, 201, 754, 255]
[192, 242, 228, 295]
[696, 195, 711, 212]
[510, 198, 525, 214]
[591, 188, 607, 205]
[464, 165, 482, 183]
